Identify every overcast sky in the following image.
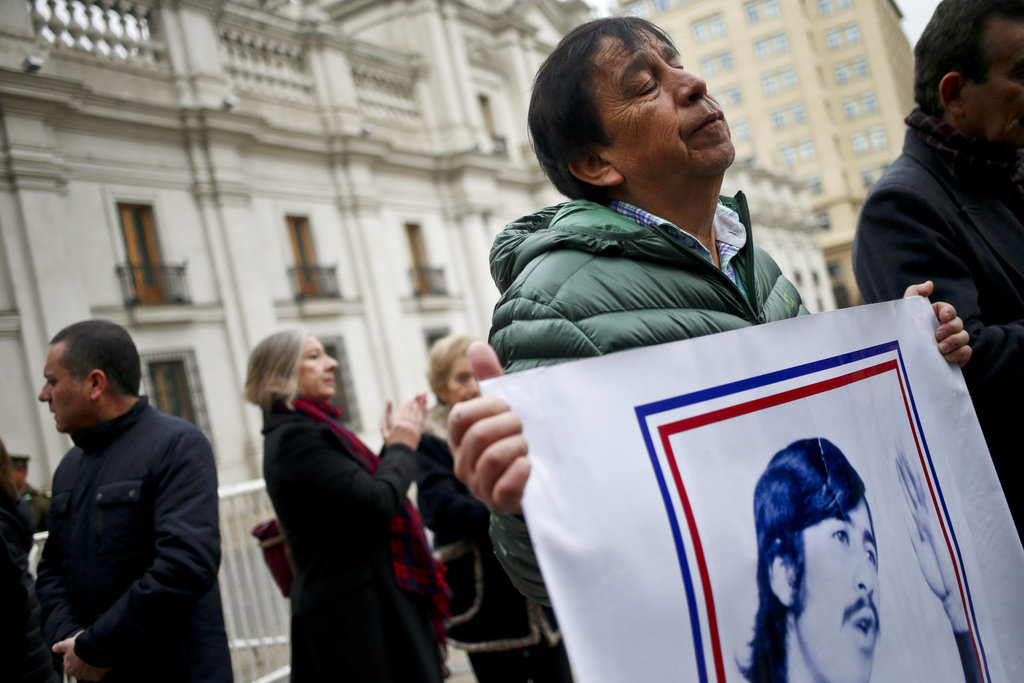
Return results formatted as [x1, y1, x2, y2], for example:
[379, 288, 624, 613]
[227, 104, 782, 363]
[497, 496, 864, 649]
[584, 0, 942, 48]
[897, 0, 940, 47]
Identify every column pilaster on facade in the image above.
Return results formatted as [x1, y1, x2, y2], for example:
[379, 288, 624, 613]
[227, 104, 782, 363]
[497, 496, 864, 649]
[406, 0, 475, 151]
[439, 2, 488, 151]
[178, 118, 265, 477]
[453, 207, 497, 336]
[158, 0, 233, 110]
[0, 0, 42, 72]
[304, 27, 364, 137]
[329, 156, 401, 404]
[0, 153, 68, 477]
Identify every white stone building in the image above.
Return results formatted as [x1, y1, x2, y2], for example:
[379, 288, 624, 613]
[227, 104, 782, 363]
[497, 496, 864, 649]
[0, 0, 830, 488]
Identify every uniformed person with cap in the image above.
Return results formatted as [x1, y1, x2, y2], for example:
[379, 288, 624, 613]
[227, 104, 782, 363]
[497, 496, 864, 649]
[9, 454, 49, 533]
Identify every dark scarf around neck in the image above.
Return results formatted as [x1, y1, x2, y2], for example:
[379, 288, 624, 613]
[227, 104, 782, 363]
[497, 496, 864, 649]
[906, 107, 1024, 210]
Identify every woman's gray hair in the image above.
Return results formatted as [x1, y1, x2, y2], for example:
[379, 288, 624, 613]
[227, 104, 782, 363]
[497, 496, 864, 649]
[244, 329, 309, 412]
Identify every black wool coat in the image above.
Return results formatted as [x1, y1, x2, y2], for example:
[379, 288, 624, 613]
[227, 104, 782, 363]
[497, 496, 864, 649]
[854, 129, 1024, 534]
[416, 434, 561, 650]
[262, 410, 444, 683]
[0, 502, 59, 682]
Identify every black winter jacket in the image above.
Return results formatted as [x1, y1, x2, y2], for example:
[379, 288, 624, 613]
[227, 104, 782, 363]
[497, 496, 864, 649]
[0, 502, 58, 682]
[35, 398, 232, 682]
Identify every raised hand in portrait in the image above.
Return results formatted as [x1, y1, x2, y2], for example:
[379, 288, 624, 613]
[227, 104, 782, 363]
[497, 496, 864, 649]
[896, 450, 968, 634]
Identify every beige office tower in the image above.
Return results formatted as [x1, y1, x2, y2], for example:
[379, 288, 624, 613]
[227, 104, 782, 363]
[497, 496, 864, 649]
[619, 0, 915, 306]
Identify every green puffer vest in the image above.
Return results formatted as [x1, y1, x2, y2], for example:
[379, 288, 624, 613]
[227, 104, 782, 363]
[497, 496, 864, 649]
[486, 193, 807, 603]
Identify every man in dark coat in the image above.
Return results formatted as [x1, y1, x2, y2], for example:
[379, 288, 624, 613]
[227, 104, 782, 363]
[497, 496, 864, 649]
[34, 320, 232, 682]
[853, 0, 1024, 540]
[9, 455, 50, 533]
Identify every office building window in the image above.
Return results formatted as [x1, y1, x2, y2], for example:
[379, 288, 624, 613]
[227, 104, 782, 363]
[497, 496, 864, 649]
[843, 97, 859, 118]
[710, 14, 725, 37]
[861, 168, 875, 188]
[319, 336, 362, 431]
[851, 131, 868, 154]
[746, 0, 779, 22]
[853, 57, 869, 78]
[808, 175, 823, 195]
[141, 349, 212, 442]
[720, 51, 734, 70]
[790, 102, 806, 124]
[733, 119, 751, 140]
[625, 1, 648, 17]
[763, 72, 780, 94]
[837, 0, 852, 9]
[817, 211, 832, 229]
[844, 23, 861, 44]
[726, 85, 743, 104]
[818, 0, 833, 16]
[798, 138, 816, 161]
[693, 20, 710, 42]
[701, 56, 716, 76]
[861, 91, 878, 113]
[869, 126, 887, 150]
[781, 145, 797, 166]
[826, 29, 842, 50]
[771, 108, 786, 129]
[754, 38, 770, 60]
[653, 0, 670, 11]
[780, 67, 797, 89]
[834, 63, 851, 84]
[772, 32, 788, 53]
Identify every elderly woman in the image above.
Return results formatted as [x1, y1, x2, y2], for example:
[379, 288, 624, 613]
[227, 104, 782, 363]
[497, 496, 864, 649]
[245, 330, 448, 682]
[416, 335, 574, 682]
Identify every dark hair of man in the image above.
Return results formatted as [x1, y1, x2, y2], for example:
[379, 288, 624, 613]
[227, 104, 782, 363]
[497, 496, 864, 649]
[50, 320, 141, 397]
[742, 438, 869, 683]
[914, 0, 1024, 117]
[528, 17, 678, 203]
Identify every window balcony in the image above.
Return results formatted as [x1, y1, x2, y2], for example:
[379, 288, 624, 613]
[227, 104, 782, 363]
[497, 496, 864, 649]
[288, 265, 341, 300]
[410, 266, 447, 297]
[116, 263, 192, 306]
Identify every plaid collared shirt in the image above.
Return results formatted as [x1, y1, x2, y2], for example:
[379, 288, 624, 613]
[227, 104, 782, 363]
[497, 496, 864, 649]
[609, 199, 749, 301]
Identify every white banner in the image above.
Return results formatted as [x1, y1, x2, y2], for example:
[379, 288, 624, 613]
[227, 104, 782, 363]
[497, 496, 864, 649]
[483, 298, 1023, 683]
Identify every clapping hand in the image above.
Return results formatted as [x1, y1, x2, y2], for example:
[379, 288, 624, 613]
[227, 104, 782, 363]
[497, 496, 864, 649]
[381, 393, 428, 449]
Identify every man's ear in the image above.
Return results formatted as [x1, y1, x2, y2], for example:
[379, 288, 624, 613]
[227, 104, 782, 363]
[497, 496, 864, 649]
[938, 71, 969, 118]
[85, 369, 108, 401]
[769, 555, 797, 608]
[568, 151, 625, 188]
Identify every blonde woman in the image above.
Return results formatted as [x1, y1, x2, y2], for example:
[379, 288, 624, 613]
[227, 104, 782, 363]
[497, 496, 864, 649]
[245, 330, 448, 682]
[416, 335, 573, 682]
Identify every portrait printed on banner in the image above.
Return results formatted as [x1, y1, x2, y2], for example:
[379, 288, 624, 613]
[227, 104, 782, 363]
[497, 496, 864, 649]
[640, 345, 987, 683]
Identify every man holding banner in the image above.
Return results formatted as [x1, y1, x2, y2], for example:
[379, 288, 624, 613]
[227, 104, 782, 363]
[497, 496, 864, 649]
[448, 16, 971, 607]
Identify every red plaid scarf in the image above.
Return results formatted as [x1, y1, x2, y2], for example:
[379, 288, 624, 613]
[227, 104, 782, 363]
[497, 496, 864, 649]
[290, 396, 450, 645]
[906, 106, 1024, 212]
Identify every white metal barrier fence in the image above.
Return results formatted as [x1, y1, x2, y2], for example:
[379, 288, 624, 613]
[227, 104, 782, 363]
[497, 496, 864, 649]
[29, 479, 291, 683]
